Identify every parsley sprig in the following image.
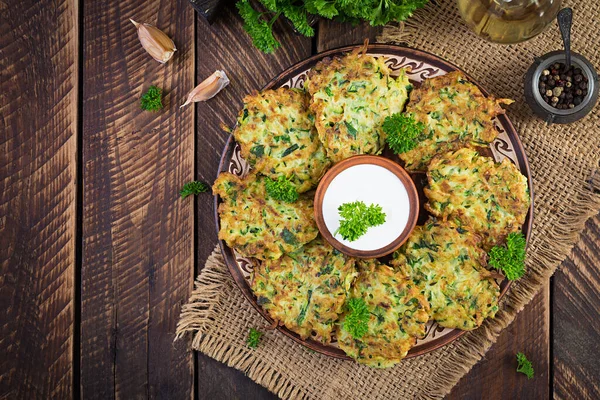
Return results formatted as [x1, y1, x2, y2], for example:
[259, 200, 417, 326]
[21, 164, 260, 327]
[265, 176, 299, 203]
[237, 0, 427, 53]
[516, 352, 534, 379]
[247, 327, 263, 349]
[343, 298, 370, 339]
[489, 232, 526, 280]
[140, 85, 163, 112]
[180, 181, 209, 199]
[382, 113, 425, 154]
[335, 201, 386, 242]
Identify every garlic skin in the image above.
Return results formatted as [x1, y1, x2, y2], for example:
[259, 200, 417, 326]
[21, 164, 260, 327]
[130, 19, 176, 64]
[180, 71, 230, 108]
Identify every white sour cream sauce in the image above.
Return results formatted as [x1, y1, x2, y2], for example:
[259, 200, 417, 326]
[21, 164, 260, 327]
[322, 164, 411, 251]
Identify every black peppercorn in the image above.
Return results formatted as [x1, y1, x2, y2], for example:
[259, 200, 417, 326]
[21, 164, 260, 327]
[547, 79, 555, 87]
[574, 97, 582, 106]
[574, 74, 583, 82]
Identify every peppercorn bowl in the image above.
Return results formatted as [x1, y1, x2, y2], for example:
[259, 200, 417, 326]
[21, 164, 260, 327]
[524, 50, 599, 124]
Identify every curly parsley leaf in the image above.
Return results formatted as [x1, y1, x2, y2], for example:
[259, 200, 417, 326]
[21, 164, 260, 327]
[343, 298, 370, 339]
[489, 232, 526, 280]
[336, 201, 386, 242]
[140, 86, 163, 112]
[281, 4, 314, 36]
[236, 0, 281, 54]
[180, 181, 209, 199]
[265, 176, 299, 203]
[516, 352, 534, 379]
[383, 113, 425, 154]
[247, 328, 263, 349]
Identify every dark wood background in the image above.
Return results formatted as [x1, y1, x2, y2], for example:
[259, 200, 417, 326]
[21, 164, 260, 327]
[1, 0, 599, 399]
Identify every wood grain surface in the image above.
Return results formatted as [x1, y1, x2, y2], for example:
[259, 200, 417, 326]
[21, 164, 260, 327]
[2, 2, 600, 399]
[0, 0, 78, 398]
[80, 0, 194, 398]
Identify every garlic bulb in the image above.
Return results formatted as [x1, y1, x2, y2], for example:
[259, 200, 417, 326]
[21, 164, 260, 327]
[180, 71, 230, 107]
[130, 19, 176, 64]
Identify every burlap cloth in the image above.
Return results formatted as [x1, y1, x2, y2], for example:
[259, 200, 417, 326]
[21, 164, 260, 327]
[176, 0, 600, 398]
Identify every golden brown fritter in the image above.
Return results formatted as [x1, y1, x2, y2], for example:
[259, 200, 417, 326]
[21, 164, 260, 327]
[251, 237, 357, 344]
[231, 88, 330, 193]
[305, 46, 411, 162]
[392, 218, 500, 330]
[213, 172, 318, 260]
[400, 71, 513, 171]
[424, 148, 530, 249]
[336, 259, 430, 368]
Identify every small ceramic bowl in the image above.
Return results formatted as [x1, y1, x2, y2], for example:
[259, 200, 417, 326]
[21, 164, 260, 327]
[524, 50, 599, 124]
[313, 155, 419, 258]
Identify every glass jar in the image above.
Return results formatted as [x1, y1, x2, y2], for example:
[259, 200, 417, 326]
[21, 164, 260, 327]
[457, 0, 562, 44]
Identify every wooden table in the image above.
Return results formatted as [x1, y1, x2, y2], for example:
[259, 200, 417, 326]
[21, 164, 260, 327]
[2, 1, 599, 398]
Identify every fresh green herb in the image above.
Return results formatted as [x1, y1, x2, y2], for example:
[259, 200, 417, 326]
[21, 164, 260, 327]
[383, 113, 425, 154]
[236, 0, 281, 53]
[335, 201, 386, 241]
[265, 176, 298, 203]
[516, 352, 534, 379]
[180, 181, 209, 199]
[140, 86, 163, 111]
[343, 298, 370, 339]
[247, 328, 263, 349]
[488, 232, 526, 280]
[237, 0, 427, 53]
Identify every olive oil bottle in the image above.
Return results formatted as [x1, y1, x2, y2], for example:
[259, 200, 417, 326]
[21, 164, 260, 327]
[457, 0, 562, 44]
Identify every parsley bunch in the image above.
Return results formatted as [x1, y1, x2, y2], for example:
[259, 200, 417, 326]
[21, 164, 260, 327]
[180, 181, 209, 199]
[335, 201, 386, 242]
[247, 328, 263, 348]
[382, 113, 425, 154]
[343, 298, 370, 339]
[140, 86, 163, 111]
[265, 176, 299, 203]
[488, 232, 526, 280]
[516, 352, 534, 379]
[236, 0, 428, 53]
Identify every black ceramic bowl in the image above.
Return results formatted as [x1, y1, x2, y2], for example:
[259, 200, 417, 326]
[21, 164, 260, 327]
[524, 51, 599, 124]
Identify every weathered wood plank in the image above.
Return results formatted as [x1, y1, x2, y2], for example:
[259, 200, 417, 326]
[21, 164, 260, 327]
[195, 7, 311, 399]
[316, 20, 382, 52]
[80, 0, 194, 398]
[553, 214, 600, 400]
[447, 285, 550, 399]
[0, 0, 78, 398]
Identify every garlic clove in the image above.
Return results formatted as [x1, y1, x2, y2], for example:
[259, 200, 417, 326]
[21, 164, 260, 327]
[180, 70, 230, 108]
[130, 19, 176, 64]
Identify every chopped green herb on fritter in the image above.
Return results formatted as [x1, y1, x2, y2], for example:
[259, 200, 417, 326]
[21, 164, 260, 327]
[516, 352, 534, 379]
[180, 181, 209, 199]
[247, 328, 263, 349]
[265, 176, 299, 203]
[336, 201, 386, 241]
[488, 232, 526, 280]
[383, 113, 425, 154]
[140, 85, 163, 111]
[343, 298, 370, 339]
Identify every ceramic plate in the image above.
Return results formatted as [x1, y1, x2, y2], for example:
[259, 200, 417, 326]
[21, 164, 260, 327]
[214, 44, 534, 359]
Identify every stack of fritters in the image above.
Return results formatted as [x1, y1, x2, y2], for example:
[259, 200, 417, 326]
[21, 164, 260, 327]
[424, 148, 530, 249]
[251, 237, 358, 344]
[213, 172, 318, 260]
[305, 47, 411, 162]
[392, 219, 500, 330]
[399, 71, 513, 171]
[232, 88, 330, 193]
[337, 259, 430, 368]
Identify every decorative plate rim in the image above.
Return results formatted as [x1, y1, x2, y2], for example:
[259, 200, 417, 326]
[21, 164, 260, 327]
[213, 43, 535, 360]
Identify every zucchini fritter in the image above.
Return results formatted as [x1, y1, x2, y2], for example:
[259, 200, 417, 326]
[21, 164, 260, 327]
[251, 237, 358, 343]
[400, 71, 513, 171]
[424, 148, 530, 249]
[214, 172, 318, 260]
[392, 219, 500, 330]
[232, 88, 330, 193]
[305, 47, 411, 162]
[337, 259, 430, 368]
